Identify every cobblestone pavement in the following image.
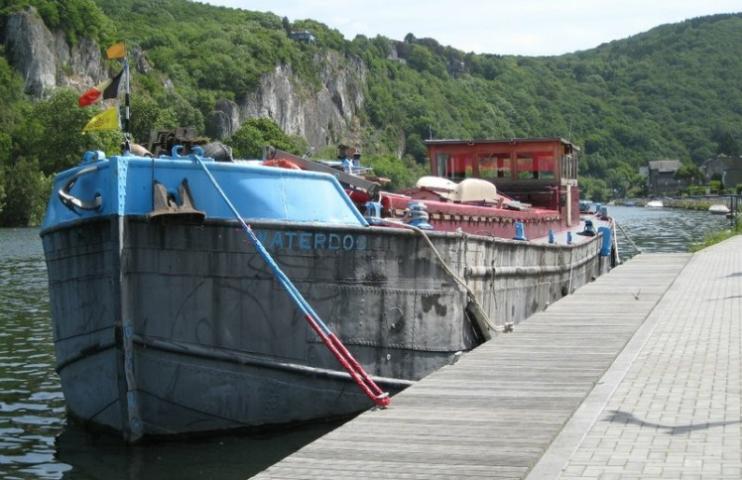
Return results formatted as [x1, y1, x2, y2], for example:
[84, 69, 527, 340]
[558, 236, 742, 479]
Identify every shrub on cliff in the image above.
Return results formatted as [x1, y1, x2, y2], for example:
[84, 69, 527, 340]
[227, 118, 307, 159]
[0, 0, 115, 46]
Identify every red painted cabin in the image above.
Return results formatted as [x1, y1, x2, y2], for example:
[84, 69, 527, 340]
[380, 138, 582, 239]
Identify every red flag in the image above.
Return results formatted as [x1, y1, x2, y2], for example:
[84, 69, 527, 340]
[78, 70, 123, 107]
[78, 85, 103, 107]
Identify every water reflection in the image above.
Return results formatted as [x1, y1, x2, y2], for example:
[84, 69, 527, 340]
[0, 208, 735, 478]
[0, 229, 65, 480]
[0, 229, 342, 479]
[54, 420, 341, 480]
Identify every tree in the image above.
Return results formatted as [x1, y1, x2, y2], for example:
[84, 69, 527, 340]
[227, 118, 306, 159]
[674, 163, 704, 184]
[14, 89, 120, 175]
[364, 154, 427, 191]
[404, 133, 427, 164]
[130, 95, 180, 144]
[712, 125, 740, 156]
[0, 157, 50, 226]
[579, 177, 611, 203]
[0, 166, 5, 217]
[605, 162, 643, 197]
[0, 90, 119, 226]
[130, 95, 161, 143]
[0, 133, 10, 216]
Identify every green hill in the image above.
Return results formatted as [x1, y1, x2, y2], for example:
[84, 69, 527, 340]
[1, 0, 741, 225]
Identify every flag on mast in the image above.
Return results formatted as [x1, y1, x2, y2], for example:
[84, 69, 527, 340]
[106, 42, 126, 59]
[82, 106, 119, 132]
[78, 69, 124, 107]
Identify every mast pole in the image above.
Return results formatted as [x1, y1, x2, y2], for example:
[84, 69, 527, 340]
[123, 56, 131, 150]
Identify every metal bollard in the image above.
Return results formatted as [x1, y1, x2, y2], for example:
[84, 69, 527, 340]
[513, 221, 527, 241]
[407, 201, 433, 230]
[364, 201, 383, 225]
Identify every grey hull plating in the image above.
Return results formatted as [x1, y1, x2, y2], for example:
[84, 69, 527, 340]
[42, 217, 607, 439]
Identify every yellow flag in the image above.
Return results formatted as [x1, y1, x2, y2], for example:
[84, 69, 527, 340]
[106, 42, 126, 59]
[82, 106, 119, 132]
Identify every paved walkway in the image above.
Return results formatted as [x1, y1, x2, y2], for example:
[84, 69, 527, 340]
[539, 236, 742, 479]
[253, 249, 699, 479]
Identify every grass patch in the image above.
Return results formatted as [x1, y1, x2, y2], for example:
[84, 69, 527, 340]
[689, 218, 742, 252]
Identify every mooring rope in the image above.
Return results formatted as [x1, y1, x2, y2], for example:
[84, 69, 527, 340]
[614, 219, 642, 254]
[191, 149, 390, 408]
[381, 219, 495, 339]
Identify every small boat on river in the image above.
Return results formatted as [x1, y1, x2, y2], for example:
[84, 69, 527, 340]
[708, 204, 730, 215]
[646, 200, 664, 208]
[579, 200, 595, 213]
[41, 135, 616, 441]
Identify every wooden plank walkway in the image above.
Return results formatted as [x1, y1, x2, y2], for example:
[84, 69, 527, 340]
[252, 253, 691, 479]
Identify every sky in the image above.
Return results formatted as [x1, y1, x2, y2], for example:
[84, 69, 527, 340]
[201, 0, 742, 56]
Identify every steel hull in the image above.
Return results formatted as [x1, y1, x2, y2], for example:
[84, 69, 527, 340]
[42, 216, 608, 439]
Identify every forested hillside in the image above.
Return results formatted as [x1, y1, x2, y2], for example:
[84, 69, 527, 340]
[1, 0, 741, 225]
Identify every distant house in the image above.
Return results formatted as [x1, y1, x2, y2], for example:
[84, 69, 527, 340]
[289, 30, 316, 43]
[701, 154, 742, 187]
[647, 159, 684, 194]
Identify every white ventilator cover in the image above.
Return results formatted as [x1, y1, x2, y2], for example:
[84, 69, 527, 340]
[416, 176, 458, 192]
[448, 178, 498, 203]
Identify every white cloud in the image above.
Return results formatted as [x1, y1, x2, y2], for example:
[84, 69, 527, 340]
[202, 0, 742, 55]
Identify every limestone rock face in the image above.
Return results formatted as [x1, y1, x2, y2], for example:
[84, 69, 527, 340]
[4, 8, 57, 97]
[206, 99, 240, 140]
[132, 46, 152, 74]
[238, 51, 367, 150]
[4, 8, 372, 153]
[3, 7, 106, 98]
[59, 35, 108, 91]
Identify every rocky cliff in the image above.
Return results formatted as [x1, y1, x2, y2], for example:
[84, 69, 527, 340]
[2, 6, 368, 151]
[2, 7, 107, 98]
[209, 51, 367, 150]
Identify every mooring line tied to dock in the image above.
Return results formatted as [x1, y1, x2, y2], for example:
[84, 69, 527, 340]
[613, 219, 642, 254]
[190, 148, 390, 408]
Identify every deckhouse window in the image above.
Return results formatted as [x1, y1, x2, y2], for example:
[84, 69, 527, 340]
[435, 153, 449, 177]
[516, 154, 535, 179]
[437, 153, 474, 181]
[479, 154, 511, 180]
[561, 153, 577, 179]
[534, 152, 556, 179]
[514, 152, 557, 180]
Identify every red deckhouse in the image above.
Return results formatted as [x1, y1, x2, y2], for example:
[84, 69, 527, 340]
[425, 138, 581, 227]
[375, 137, 582, 239]
[272, 137, 583, 239]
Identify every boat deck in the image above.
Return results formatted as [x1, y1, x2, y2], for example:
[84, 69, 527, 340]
[253, 249, 701, 479]
[529, 215, 612, 246]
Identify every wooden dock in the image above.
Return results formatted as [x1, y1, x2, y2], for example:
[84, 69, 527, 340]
[253, 253, 691, 479]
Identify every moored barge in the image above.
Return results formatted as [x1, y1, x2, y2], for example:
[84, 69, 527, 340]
[41, 138, 615, 441]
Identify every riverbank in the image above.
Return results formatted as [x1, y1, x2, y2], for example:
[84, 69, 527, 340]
[616, 195, 741, 213]
[689, 221, 742, 252]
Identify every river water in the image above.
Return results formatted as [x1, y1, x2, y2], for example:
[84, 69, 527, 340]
[0, 206, 732, 479]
